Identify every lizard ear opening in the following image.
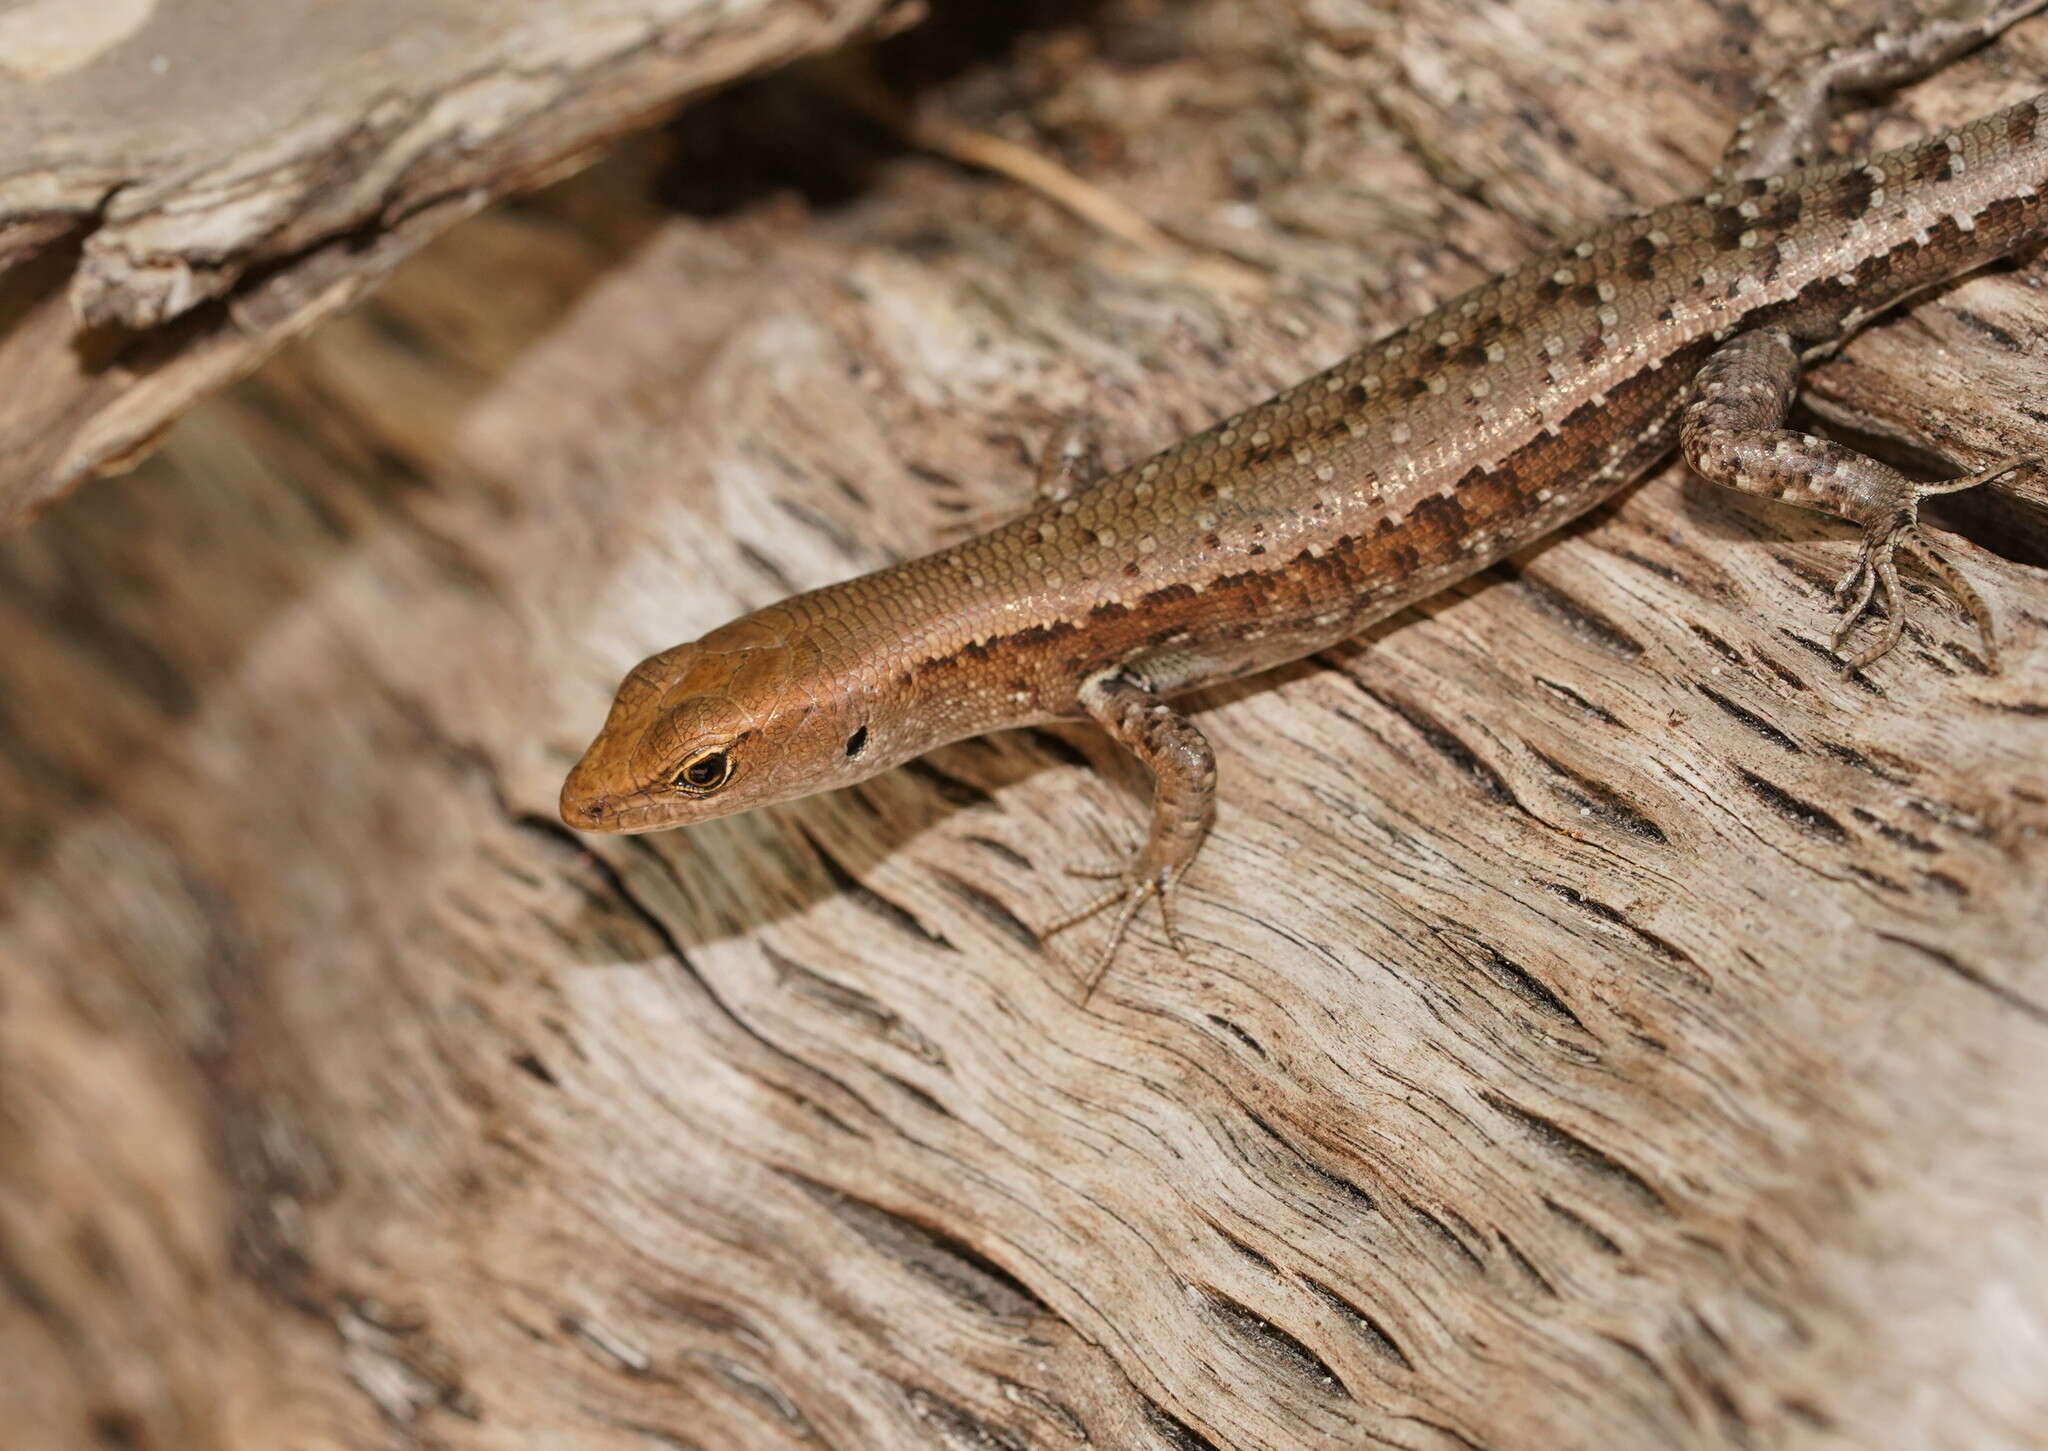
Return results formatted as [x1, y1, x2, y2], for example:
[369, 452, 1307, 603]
[845, 726, 869, 759]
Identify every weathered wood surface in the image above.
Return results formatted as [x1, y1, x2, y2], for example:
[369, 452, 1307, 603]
[0, 0, 901, 531]
[5, 2, 2048, 1448]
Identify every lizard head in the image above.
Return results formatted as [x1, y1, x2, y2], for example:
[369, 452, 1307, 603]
[560, 609, 885, 834]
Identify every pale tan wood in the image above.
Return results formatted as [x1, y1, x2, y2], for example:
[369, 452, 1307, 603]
[4, 3, 2047, 1449]
[0, 0, 904, 531]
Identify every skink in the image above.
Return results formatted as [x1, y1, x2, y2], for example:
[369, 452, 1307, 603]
[564, 4, 2048, 983]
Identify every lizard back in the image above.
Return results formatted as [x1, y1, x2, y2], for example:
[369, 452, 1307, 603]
[811, 94, 2048, 730]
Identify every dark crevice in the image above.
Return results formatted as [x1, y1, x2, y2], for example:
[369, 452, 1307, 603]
[1846, 863, 1907, 895]
[1481, 1092, 1668, 1212]
[1601, 1332, 1681, 1401]
[780, 1171, 1053, 1320]
[510, 1050, 559, 1088]
[964, 833, 1033, 871]
[733, 539, 802, 594]
[564, 835, 758, 1034]
[641, 1288, 756, 1338]
[1302, 1158, 1379, 1216]
[1495, 1231, 1559, 1299]
[1489, 561, 1647, 658]
[1205, 1014, 1267, 1057]
[1614, 548, 1686, 585]
[898, 757, 993, 809]
[762, 941, 948, 1066]
[1543, 1196, 1624, 1257]
[932, 870, 1041, 951]
[1920, 869, 1969, 898]
[1948, 305, 2022, 350]
[90, 1410, 142, 1449]
[1543, 883, 1697, 970]
[1022, 726, 1093, 769]
[1238, 1107, 1376, 1214]
[1878, 932, 2048, 1025]
[1198, 1288, 1352, 1399]
[1522, 747, 1669, 842]
[1780, 1396, 1836, 1430]
[1776, 627, 1884, 691]
[876, 1069, 954, 1118]
[1695, 684, 1801, 752]
[1817, 739, 1914, 783]
[1848, 808, 1937, 854]
[1143, 1398, 1227, 1451]
[1356, 684, 1525, 813]
[771, 494, 865, 556]
[795, 822, 957, 950]
[1755, 649, 1810, 692]
[1533, 676, 1621, 726]
[660, 0, 1127, 221]
[1737, 769, 1847, 841]
[997, 1378, 1087, 1440]
[1674, 1344, 1751, 1444]
[1686, 623, 1746, 667]
[1437, 930, 1588, 1031]
[1215, 1230, 1279, 1276]
[1300, 1277, 1413, 1371]
[896, 1386, 1030, 1451]
[1408, 1203, 1486, 1273]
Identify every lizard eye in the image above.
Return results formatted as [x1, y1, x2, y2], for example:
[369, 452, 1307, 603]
[672, 746, 734, 795]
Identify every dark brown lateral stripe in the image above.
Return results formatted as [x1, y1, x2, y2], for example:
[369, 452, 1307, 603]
[905, 337, 1713, 696]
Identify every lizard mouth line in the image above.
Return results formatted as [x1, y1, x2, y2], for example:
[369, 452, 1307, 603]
[559, 787, 689, 834]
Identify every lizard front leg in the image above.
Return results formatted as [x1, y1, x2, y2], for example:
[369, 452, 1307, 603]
[1041, 669, 1216, 996]
[1679, 326, 2026, 670]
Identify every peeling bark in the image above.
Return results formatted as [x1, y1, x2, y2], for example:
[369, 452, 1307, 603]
[3, 3, 2047, 1449]
[0, 0, 902, 529]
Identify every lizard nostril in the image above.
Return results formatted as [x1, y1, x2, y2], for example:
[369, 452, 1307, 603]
[560, 780, 609, 830]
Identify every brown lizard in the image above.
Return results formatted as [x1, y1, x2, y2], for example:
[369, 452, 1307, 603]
[562, 4, 2048, 985]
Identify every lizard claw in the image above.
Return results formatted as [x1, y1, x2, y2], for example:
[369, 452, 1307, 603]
[1828, 517, 1912, 668]
[1829, 461, 2019, 672]
[1042, 863, 1190, 999]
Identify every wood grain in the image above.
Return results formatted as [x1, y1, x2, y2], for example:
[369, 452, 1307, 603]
[3, 2, 2046, 1448]
[0, 0, 903, 530]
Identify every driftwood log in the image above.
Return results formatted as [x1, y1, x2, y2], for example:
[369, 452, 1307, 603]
[5, 2, 2048, 1448]
[0, 0, 905, 530]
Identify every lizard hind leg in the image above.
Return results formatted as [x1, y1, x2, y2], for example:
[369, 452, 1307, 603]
[1681, 327, 2020, 672]
[1718, 0, 2048, 181]
[1040, 669, 1214, 999]
[1034, 416, 1099, 504]
[934, 417, 1100, 545]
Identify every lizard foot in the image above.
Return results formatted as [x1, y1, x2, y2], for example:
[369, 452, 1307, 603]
[1042, 862, 1190, 999]
[1829, 459, 2026, 672]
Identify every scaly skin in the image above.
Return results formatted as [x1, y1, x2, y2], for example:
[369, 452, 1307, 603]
[564, 4, 2048, 987]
